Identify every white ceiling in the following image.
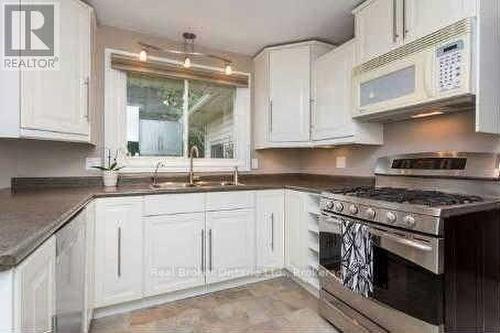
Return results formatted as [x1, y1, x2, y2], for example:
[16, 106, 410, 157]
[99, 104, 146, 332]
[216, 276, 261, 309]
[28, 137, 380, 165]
[87, 0, 365, 55]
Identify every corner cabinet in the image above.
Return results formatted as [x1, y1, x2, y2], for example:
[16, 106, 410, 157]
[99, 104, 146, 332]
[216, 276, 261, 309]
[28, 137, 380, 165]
[312, 40, 383, 145]
[94, 197, 144, 308]
[253, 41, 334, 148]
[0, 0, 94, 143]
[256, 190, 285, 272]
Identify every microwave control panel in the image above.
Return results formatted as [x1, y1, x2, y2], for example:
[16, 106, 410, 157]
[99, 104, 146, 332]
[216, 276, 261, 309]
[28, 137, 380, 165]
[436, 40, 464, 92]
[437, 40, 464, 92]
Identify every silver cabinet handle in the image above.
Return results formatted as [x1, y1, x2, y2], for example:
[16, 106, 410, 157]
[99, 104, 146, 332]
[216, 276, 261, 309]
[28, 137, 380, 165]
[117, 226, 122, 278]
[209, 229, 213, 271]
[269, 100, 273, 133]
[402, 0, 408, 39]
[84, 77, 90, 120]
[201, 229, 205, 273]
[392, 0, 399, 43]
[51, 314, 57, 332]
[270, 213, 275, 251]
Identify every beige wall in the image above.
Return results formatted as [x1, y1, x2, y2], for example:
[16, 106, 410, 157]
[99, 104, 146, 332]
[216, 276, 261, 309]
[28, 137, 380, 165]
[0, 26, 499, 189]
[297, 111, 500, 176]
[0, 25, 255, 189]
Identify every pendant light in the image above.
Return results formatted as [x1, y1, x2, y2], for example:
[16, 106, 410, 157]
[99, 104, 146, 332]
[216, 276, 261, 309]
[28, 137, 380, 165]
[183, 56, 191, 68]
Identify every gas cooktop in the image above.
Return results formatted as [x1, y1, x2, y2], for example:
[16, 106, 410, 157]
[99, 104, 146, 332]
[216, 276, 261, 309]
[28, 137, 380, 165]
[329, 187, 485, 207]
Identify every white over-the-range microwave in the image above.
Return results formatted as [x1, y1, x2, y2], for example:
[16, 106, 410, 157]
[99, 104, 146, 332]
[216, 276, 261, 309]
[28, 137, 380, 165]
[352, 18, 476, 121]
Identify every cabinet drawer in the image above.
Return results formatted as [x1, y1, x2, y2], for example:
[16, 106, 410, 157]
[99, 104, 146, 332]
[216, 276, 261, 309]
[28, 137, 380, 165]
[206, 191, 255, 211]
[144, 193, 205, 216]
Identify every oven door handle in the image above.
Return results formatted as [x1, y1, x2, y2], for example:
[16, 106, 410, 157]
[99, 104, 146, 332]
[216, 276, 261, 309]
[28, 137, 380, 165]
[369, 227, 433, 252]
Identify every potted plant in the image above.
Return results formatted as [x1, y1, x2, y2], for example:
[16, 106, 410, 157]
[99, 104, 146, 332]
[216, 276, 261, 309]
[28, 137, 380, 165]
[92, 148, 125, 187]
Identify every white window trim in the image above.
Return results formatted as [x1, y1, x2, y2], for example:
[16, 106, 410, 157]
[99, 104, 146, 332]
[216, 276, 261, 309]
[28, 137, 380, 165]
[104, 48, 251, 173]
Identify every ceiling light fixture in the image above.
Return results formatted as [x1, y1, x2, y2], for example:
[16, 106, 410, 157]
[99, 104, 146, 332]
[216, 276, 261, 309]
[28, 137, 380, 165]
[411, 111, 445, 119]
[138, 49, 148, 62]
[224, 63, 233, 76]
[138, 32, 235, 75]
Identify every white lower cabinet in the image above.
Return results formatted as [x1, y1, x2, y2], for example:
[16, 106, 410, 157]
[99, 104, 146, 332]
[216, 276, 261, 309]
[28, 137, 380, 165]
[14, 236, 56, 333]
[285, 191, 307, 274]
[144, 213, 205, 296]
[94, 197, 143, 308]
[256, 190, 285, 272]
[206, 209, 255, 284]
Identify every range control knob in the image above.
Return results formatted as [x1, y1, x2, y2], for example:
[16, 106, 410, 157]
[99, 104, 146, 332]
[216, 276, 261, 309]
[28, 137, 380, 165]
[334, 202, 344, 212]
[403, 215, 416, 228]
[326, 201, 334, 210]
[365, 208, 376, 219]
[386, 212, 397, 224]
[349, 205, 359, 215]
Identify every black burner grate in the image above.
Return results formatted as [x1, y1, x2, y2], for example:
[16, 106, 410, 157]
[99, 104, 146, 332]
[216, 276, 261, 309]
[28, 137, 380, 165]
[331, 187, 484, 207]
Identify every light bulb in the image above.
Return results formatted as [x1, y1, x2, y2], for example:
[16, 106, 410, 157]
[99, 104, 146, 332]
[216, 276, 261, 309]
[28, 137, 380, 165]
[183, 57, 191, 68]
[224, 64, 233, 75]
[139, 49, 147, 62]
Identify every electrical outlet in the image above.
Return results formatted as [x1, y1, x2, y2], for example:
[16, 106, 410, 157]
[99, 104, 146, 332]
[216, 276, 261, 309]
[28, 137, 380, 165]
[251, 158, 259, 169]
[336, 156, 346, 169]
[86, 157, 102, 170]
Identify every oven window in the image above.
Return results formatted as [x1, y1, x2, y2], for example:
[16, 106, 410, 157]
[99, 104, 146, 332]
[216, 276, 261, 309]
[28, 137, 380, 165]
[320, 231, 342, 277]
[373, 247, 444, 325]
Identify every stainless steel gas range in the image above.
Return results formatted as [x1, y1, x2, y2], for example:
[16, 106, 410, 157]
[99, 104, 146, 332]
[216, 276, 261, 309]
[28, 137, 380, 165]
[318, 152, 500, 333]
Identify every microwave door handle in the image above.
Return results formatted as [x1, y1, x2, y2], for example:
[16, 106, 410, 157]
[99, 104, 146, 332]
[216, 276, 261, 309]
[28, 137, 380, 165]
[423, 54, 434, 97]
[369, 227, 433, 252]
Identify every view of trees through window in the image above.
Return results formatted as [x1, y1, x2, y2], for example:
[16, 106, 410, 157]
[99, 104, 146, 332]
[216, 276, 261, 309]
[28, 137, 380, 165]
[126, 73, 236, 159]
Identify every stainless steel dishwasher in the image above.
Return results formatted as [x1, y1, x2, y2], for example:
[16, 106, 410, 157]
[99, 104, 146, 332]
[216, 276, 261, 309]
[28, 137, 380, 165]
[56, 213, 86, 333]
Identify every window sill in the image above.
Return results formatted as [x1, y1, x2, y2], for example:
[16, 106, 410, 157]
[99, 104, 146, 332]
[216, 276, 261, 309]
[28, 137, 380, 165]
[118, 157, 249, 173]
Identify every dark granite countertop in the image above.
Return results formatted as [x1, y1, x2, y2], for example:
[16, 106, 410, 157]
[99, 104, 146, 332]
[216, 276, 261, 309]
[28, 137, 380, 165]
[0, 173, 373, 271]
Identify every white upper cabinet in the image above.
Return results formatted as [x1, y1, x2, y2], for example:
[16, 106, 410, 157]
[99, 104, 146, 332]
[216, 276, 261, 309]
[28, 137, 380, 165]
[21, 0, 92, 141]
[354, 0, 477, 64]
[144, 213, 205, 297]
[404, 0, 476, 43]
[256, 190, 285, 272]
[312, 40, 383, 145]
[1, 0, 93, 143]
[253, 41, 334, 148]
[94, 197, 143, 308]
[206, 209, 255, 284]
[269, 46, 311, 142]
[354, 0, 403, 64]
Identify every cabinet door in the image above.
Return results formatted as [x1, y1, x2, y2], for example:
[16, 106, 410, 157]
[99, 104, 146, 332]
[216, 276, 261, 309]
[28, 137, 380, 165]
[94, 198, 143, 307]
[312, 41, 357, 141]
[269, 46, 311, 142]
[253, 51, 270, 148]
[20, 0, 90, 139]
[144, 213, 205, 296]
[285, 191, 307, 275]
[206, 209, 255, 284]
[14, 237, 56, 333]
[256, 191, 285, 272]
[356, 0, 403, 63]
[404, 0, 476, 43]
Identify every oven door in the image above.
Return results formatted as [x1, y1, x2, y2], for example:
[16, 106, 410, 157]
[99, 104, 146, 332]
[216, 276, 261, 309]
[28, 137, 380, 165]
[319, 213, 444, 326]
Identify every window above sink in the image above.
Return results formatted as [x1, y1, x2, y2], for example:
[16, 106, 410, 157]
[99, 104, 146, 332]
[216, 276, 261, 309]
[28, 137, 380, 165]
[104, 49, 251, 173]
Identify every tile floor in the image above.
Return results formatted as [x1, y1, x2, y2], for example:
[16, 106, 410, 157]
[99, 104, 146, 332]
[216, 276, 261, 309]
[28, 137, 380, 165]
[90, 277, 338, 333]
